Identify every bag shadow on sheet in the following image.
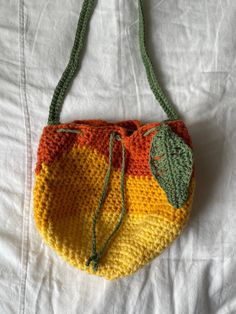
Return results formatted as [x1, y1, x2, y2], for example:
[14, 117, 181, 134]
[188, 118, 226, 221]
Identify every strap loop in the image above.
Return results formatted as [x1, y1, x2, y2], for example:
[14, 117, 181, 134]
[48, 0, 179, 125]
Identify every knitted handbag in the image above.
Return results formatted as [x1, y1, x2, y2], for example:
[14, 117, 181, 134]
[34, 0, 195, 280]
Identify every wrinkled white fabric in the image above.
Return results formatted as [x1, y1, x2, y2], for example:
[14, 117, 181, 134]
[0, 0, 236, 313]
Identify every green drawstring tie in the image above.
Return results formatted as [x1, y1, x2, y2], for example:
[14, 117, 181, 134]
[86, 132, 126, 271]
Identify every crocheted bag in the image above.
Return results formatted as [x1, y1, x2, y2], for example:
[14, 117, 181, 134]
[34, 0, 195, 280]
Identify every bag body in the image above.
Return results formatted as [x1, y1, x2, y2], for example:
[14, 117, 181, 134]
[33, 0, 195, 280]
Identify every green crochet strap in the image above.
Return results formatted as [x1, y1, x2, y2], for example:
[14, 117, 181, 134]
[138, 0, 179, 120]
[48, 0, 179, 125]
[86, 133, 126, 271]
[48, 0, 96, 125]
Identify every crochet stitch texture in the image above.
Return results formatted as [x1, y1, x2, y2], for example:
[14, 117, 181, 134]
[33, 0, 195, 280]
[34, 120, 195, 280]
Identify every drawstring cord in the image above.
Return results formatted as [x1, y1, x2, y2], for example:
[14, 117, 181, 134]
[86, 132, 126, 271]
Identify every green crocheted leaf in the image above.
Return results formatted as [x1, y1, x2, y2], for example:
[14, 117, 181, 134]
[149, 124, 193, 208]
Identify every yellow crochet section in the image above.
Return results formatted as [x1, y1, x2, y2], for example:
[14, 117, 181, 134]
[34, 145, 195, 280]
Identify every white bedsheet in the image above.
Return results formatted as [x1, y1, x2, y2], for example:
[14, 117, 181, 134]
[0, 0, 236, 313]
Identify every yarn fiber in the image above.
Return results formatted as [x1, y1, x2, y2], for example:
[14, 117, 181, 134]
[33, 0, 195, 280]
[34, 119, 195, 280]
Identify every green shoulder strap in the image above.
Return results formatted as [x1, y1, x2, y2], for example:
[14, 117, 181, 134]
[48, 0, 179, 125]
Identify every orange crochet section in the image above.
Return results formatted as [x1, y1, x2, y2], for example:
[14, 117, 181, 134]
[35, 119, 192, 175]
